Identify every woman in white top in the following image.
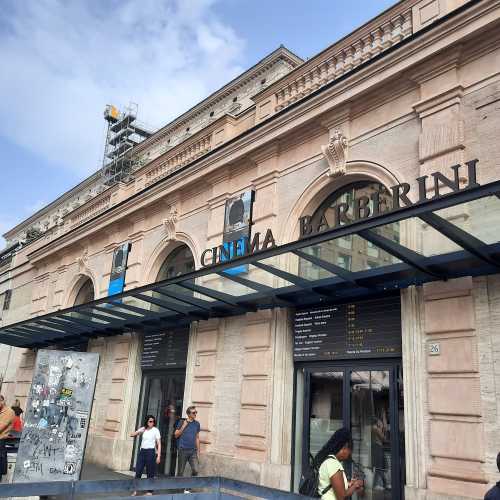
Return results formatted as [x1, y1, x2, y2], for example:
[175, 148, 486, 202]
[130, 415, 161, 496]
[316, 428, 364, 500]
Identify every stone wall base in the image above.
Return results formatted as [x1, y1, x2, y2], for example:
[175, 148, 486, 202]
[405, 483, 489, 500]
[198, 453, 291, 490]
[84, 434, 134, 471]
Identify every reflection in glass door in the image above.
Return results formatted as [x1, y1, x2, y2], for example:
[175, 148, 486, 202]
[309, 372, 343, 458]
[296, 362, 404, 499]
[133, 371, 185, 476]
[350, 370, 391, 500]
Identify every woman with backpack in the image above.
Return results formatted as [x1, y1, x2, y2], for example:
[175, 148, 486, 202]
[314, 428, 364, 499]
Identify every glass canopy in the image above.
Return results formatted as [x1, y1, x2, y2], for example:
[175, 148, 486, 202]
[1, 180, 499, 348]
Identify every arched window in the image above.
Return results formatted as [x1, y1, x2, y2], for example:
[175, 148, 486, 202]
[73, 278, 94, 305]
[67, 278, 94, 352]
[156, 245, 195, 282]
[300, 181, 400, 279]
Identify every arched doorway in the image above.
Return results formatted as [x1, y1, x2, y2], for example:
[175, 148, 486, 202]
[136, 244, 194, 477]
[66, 277, 95, 352]
[293, 180, 405, 499]
[73, 278, 95, 305]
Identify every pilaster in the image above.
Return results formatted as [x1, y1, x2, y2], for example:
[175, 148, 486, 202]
[422, 277, 487, 498]
[412, 50, 466, 177]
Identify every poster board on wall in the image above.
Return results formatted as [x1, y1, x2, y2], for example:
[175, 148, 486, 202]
[13, 350, 100, 483]
[108, 242, 131, 296]
[221, 190, 254, 275]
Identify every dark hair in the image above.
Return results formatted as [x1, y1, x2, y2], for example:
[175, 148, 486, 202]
[143, 415, 156, 427]
[186, 406, 196, 416]
[497, 452, 500, 473]
[12, 406, 23, 416]
[313, 428, 352, 468]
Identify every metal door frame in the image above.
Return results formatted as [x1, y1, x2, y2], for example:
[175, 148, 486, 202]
[130, 368, 186, 473]
[294, 358, 403, 499]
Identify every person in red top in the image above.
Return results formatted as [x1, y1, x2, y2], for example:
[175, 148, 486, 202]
[10, 400, 23, 434]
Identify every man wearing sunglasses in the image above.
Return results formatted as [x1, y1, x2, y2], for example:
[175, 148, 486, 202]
[175, 406, 200, 478]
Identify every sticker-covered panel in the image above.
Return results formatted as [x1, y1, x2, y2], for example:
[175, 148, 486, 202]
[13, 350, 99, 483]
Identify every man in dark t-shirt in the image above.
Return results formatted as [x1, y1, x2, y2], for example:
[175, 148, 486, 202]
[485, 453, 500, 500]
[175, 406, 200, 477]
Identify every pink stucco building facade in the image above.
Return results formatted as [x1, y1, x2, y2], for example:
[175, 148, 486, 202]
[1, 1, 500, 498]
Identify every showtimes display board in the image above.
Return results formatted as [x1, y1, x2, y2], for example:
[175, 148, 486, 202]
[141, 328, 190, 369]
[13, 350, 99, 483]
[293, 296, 401, 361]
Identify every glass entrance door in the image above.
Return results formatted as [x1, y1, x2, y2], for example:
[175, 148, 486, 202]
[350, 369, 392, 499]
[297, 362, 404, 499]
[133, 371, 185, 476]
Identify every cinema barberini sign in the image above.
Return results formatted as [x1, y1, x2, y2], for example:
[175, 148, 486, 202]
[199, 160, 480, 268]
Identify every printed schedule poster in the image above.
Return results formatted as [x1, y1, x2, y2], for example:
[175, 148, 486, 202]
[13, 350, 100, 483]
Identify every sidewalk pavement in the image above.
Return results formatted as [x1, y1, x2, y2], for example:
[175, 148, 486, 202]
[48, 462, 135, 499]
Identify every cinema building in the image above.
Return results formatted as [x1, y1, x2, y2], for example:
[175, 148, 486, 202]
[1, 0, 500, 497]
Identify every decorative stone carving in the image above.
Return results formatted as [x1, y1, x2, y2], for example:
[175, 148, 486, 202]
[25, 226, 43, 243]
[77, 248, 89, 273]
[322, 130, 349, 178]
[163, 206, 179, 241]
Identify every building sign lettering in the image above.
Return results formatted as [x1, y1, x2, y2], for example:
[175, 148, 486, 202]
[200, 160, 480, 268]
[299, 160, 479, 237]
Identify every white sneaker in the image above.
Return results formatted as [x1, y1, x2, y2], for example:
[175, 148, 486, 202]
[184, 489, 191, 494]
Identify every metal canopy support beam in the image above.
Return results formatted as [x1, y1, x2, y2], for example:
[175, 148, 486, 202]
[217, 271, 274, 293]
[10, 324, 66, 340]
[104, 301, 176, 326]
[292, 249, 361, 286]
[39, 318, 88, 333]
[5, 328, 37, 341]
[93, 305, 141, 321]
[252, 260, 311, 288]
[419, 212, 500, 267]
[72, 309, 126, 327]
[154, 288, 214, 312]
[0, 334, 28, 347]
[105, 301, 149, 316]
[57, 315, 118, 336]
[178, 282, 256, 312]
[358, 229, 447, 279]
[133, 293, 209, 320]
[177, 282, 257, 314]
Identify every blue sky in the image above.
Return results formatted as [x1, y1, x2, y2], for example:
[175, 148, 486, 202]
[0, 0, 396, 248]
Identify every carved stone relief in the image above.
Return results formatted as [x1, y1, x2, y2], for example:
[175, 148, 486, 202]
[77, 248, 89, 274]
[163, 206, 179, 241]
[321, 130, 349, 178]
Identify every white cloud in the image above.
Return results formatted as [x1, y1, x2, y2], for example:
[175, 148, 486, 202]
[0, 0, 245, 177]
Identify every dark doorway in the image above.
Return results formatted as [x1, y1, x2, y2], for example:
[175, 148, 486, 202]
[133, 370, 186, 476]
[295, 360, 405, 499]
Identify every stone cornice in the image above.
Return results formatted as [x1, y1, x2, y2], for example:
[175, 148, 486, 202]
[133, 47, 303, 154]
[251, 0, 418, 104]
[3, 171, 103, 239]
[413, 85, 464, 117]
[25, 0, 498, 264]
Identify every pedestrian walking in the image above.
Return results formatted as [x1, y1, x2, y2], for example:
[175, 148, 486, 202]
[130, 415, 161, 496]
[485, 453, 500, 500]
[174, 406, 200, 479]
[314, 428, 364, 500]
[0, 395, 15, 483]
